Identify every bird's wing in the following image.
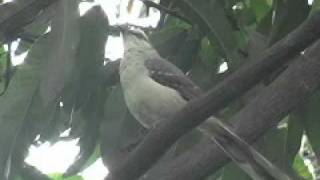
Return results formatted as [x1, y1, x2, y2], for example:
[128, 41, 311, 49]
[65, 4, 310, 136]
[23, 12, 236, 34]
[145, 57, 203, 100]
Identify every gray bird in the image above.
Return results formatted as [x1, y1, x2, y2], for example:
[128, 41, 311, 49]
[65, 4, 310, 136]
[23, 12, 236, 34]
[119, 26, 293, 180]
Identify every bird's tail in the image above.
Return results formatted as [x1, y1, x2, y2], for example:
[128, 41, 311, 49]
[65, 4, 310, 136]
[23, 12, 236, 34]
[199, 117, 294, 180]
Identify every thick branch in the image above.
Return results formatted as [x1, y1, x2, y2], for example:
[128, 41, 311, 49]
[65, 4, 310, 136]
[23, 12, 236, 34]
[147, 40, 320, 180]
[0, 0, 58, 43]
[105, 12, 320, 180]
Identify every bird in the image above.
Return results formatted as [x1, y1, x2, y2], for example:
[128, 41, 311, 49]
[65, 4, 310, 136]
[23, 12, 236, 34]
[118, 25, 293, 180]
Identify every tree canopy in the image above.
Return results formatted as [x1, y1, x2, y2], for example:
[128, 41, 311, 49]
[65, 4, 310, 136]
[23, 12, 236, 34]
[1, 0, 320, 180]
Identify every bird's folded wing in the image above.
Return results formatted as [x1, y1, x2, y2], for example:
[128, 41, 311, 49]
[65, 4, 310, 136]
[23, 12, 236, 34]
[145, 57, 202, 100]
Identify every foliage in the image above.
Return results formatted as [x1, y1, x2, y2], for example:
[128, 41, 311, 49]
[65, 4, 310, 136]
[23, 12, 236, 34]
[0, 0, 320, 179]
[49, 173, 84, 180]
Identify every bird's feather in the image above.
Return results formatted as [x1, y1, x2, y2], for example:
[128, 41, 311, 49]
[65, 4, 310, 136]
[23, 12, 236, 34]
[145, 58, 202, 100]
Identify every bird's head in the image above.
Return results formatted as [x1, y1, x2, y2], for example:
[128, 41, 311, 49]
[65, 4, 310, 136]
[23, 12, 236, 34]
[118, 25, 151, 51]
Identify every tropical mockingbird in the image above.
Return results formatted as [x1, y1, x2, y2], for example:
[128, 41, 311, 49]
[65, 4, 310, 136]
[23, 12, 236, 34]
[118, 26, 292, 180]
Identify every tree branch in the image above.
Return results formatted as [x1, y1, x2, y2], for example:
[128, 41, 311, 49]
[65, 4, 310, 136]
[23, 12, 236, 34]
[105, 12, 320, 180]
[146, 39, 320, 180]
[0, 0, 58, 43]
[139, 0, 191, 24]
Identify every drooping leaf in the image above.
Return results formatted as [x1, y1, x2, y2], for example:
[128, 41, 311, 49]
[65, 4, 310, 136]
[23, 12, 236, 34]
[151, 25, 201, 72]
[221, 163, 251, 180]
[285, 113, 304, 166]
[0, 46, 5, 81]
[62, 7, 110, 175]
[230, 2, 256, 27]
[15, 5, 53, 55]
[188, 34, 231, 91]
[167, 29, 201, 72]
[292, 155, 313, 180]
[257, 127, 297, 175]
[0, 2, 22, 42]
[9, 91, 57, 179]
[19, 163, 50, 180]
[250, 0, 272, 22]
[100, 85, 145, 171]
[49, 173, 84, 180]
[64, 85, 109, 177]
[300, 91, 320, 159]
[38, 102, 68, 144]
[0, 44, 15, 96]
[0, 0, 57, 44]
[310, 0, 320, 16]
[176, 0, 243, 68]
[78, 144, 101, 172]
[150, 25, 188, 59]
[39, 0, 80, 106]
[268, 0, 309, 45]
[256, 8, 273, 36]
[68, 5, 109, 110]
[0, 33, 57, 179]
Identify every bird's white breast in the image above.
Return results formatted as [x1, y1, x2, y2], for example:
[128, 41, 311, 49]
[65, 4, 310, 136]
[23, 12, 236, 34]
[120, 51, 187, 128]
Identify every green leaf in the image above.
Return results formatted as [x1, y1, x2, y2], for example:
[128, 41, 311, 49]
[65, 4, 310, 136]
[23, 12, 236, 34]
[0, 2, 20, 42]
[150, 26, 188, 59]
[0, 0, 55, 44]
[14, 5, 52, 55]
[177, 0, 243, 68]
[310, 0, 320, 16]
[169, 35, 201, 72]
[292, 155, 313, 180]
[64, 85, 109, 177]
[268, 0, 309, 45]
[0, 47, 5, 81]
[188, 37, 223, 90]
[221, 163, 251, 180]
[188, 60, 221, 90]
[19, 163, 50, 180]
[285, 113, 304, 166]
[78, 144, 101, 172]
[151, 25, 201, 72]
[49, 173, 84, 180]
[9, 93, 57, 179]
[0, 33, 56, 179]
[39, 0, 80, 106]
[68, 5, 109, 109]
[100, 85, 145, 170]
[251, 0, 272, 22]
[38, 103, 69, 144]
[300, 91, 320, 159]
[200, 37, 223, 67]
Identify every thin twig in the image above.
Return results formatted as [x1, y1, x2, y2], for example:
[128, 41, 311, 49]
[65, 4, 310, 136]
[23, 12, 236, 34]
[139, 0, 191, 24]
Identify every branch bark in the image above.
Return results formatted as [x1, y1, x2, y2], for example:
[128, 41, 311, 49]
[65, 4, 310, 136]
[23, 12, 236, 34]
[105, 12, 320, 180]
[146, 39, 320, 180]
[0, 0, 58, 43]
[139, 0, 191, 24]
